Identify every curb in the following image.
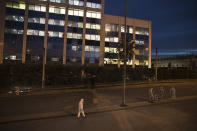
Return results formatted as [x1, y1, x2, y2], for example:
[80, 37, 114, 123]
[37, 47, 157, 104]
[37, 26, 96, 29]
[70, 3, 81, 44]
[0, 95, 197, 124]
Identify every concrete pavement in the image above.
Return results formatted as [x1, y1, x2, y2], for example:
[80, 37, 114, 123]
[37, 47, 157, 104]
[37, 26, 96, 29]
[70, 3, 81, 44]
[0, 79, 197, 124]
[0, 95, 197, 124]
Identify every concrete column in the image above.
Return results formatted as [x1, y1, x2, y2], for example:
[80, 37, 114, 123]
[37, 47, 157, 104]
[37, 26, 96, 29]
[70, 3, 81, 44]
[132, 26, 136, 68]
[117, 21, 121, 68]
[43, 2, 49, 64]
[0, 1, 5, 64]
[99, 0, 105, 66]
[148, 22, 152, 68]
[22, 3, 29, 63]
[63, 1, 69, 64]
[81, 0, 87, 65]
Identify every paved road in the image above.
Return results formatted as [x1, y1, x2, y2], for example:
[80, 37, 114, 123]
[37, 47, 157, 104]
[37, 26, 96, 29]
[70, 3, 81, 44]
[0, 85, 197, 117]
[0, 99, 197, 131]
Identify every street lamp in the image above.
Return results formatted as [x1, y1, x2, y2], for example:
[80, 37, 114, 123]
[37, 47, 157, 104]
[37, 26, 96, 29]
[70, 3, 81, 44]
[120, 0, 127, 107]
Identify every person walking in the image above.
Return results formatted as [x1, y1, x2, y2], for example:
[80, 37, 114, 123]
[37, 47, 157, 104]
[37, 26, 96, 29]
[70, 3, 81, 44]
[77, 98, 85, 118]
[148, 88, 154, 102]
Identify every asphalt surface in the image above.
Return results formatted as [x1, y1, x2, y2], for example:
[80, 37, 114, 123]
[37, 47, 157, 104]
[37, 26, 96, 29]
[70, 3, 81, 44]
[0, 99, 197, 131]
[0, 85, 197, 118]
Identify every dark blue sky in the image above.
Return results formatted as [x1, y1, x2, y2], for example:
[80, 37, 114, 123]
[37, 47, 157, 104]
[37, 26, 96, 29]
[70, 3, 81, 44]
[104, 0, 197, 53]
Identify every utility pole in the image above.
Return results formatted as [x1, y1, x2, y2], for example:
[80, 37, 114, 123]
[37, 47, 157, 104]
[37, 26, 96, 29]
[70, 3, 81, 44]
[42, 2, 49, 89]
[121, 0, 127, 107]
[155, 48, 158, 81]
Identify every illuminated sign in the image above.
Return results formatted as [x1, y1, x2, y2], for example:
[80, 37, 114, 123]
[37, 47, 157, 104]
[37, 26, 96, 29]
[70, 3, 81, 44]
[135, 40, 144, 45]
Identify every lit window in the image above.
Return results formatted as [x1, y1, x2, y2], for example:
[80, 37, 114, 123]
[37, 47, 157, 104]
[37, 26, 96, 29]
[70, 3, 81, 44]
[60, 0, 66, 3]
[87, 2, 91, 7]
[56, 0, 61, 3]
[28, 18, 33, 23]
[40, 18, 45, 24]
[79, 1, 84, 6]
[48, 19, 54, 25]
[96, 4, 101, 9]
[49, 7, 55, 13]
[72, 33, 78, 39]
[50, 0, 56, 2]
[78, 22, 83, 28]
[27, 29, 33, 35]
[13, 3, 19, 8]
[35, 5, 41, 11]
[18, 16, 24, 22]
[12, 29, 17, 34]
[92, 12, 96, 18]
[39, 31, 45, 36]
[78, 10, 84, 16]
[67, 33, 72, 38]
[10, 55, 16, 60]
[74, 0, 79, 6]
[105, 38, 109, 42]
[68, 9, 74, 15]
[86, 23, 90, 29]
[77, 34, 82, 39]
[48, 31, 53, 37]
[96, 13, 101, 19]
[54, 19, 60, 25]
[54, 8, 60, 14]
[60, 20, 65, 26]
[105, 47, 109, 52]
[105, 24, 111, 32]
[85, 34, 90, 40]
[96, 24, 100, 30]
[129, 27, 133, 33]
[19, 3, 26, 9]
[85, 46, 89, 51]
[109, 37, 113, 42]
[95, 35, 100, 41]
[41, 6, 46, 12]
[86, 12, 91, 17]
[68, 8, 83, 16]
[72, 45, 78, 51]
[53, 32, 59, 37]
[60, 8, 65, 14]
[33, 18, 40, 23]
[92, 3, 96, 8]
[114, 37, 119, 43]
[6, 2, 12, 8]
[29, 5, 35, 10]
[121, 26, 125, 32]
[59, 32, 64, 38]
[33, 30, 39, 35]
[86, 2, 101, 9]
[18, 30, 24, 34]
[74, 10, 78, 16]
[91, 35, 95, 40]
[86, 11, 101, 19]
[69, 0, 74, 5]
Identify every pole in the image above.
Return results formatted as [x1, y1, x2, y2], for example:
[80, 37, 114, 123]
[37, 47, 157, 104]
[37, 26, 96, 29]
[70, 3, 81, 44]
[42, 48, 46, 89]
[155, 48, 158, 81]
[121, 0, 127, 106]
[42, 2, 49, 88]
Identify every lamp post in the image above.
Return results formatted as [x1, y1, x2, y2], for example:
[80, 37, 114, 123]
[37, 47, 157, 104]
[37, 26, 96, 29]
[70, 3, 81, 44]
[155, 48, 158, 81]
[121, 0, 127, 107]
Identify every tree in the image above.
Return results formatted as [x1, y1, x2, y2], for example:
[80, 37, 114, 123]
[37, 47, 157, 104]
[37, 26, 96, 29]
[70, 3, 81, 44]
[117, 35, 135, 63]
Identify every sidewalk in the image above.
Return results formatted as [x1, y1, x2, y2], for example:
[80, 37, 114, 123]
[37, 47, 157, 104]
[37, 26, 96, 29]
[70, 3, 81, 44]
[0, 79, 197, 124]
[1, 95, 197, 124]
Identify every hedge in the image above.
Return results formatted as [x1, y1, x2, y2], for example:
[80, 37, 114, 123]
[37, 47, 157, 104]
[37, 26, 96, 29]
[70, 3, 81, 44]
[0, 64, 196, 88]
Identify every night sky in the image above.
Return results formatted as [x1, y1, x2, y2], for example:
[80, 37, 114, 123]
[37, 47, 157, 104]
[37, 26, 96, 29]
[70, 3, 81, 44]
[104, 0, 197, 55]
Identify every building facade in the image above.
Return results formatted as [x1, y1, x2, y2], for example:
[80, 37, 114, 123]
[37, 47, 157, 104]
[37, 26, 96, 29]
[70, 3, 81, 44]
[0, 0, 151, 68]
